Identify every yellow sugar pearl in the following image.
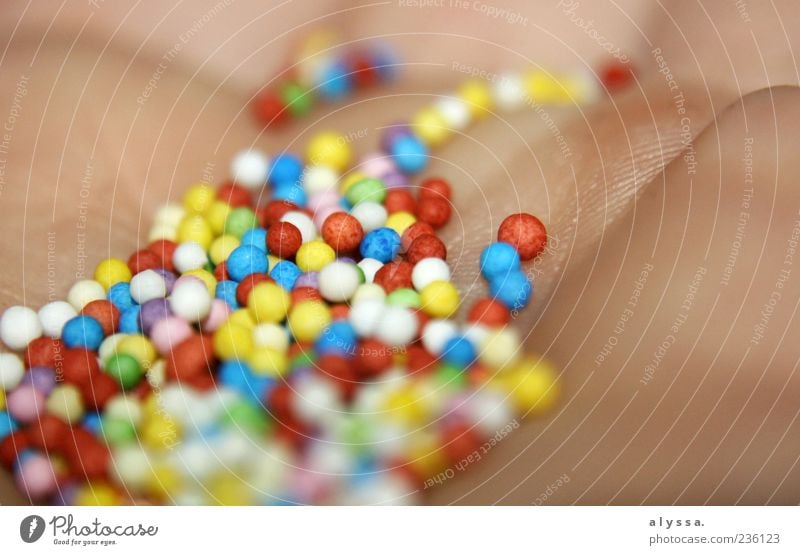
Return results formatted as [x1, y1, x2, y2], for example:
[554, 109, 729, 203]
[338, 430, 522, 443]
[406, 430, 448, 478]
[411, 106, 450, 147]
[502, 357, 560, 414]
[148, 222, 178, 242]
[306, 131, 352, 171]
[296, 240, 336, 272]
[142, 412, 181, 451]
[228, 308, 256, 329]
[248, 282, 291, 323]
[419, 280, 460, 318]
[145, 462, 183, 500]
[385, 211, 417, 235]
[184, 269, 217, 296]
[46, 384, 84, 424]
[183, 182, 216, 214]
[209, 234, 240, 265]
[384, 386, 428, 426]
[523, 70, 568, 104]
[0, 389, 5, 410]
[458, 80, 493, 118]
[209, 472, 254, 505]
[176, 214, 214, 250]
[339, 171, 368, 195]
[288, 301, 331, 342]
[74, 482, 121, 506]
[94, 258, 132, 291]
[479, 327, 521, 371]
[206, 200, 233, 236]
[214, 321, 254, 360]
[116, 334, 158, 369]
[252, 323, 290, 351]
[247, 346, 289, 377]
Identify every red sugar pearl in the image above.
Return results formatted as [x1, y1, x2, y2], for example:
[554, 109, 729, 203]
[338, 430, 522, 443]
[374, 261, 414, 293]
[467, 298, 511, 327]
[80, 300, 120, 336]
[266, 382, 295, 420]
[600, 60, 635, 91]
[413, 309, 430, 336]
[25, 414, 70, 453]
[401, 221, 435, 252]
[61, 348, 101, 387]
[267, 221, 303, 258]
[317, 354, 357, 401]
[64, 429, 109, 479]
[236, 273, 273, 307]
[419, 177, 452, 201]
[406, 234, 447, 264]
[416, 196, 451, 229]
[321, 212, 364, 254]
[216, 181, 252, 208]
[261, 200, 299, 227]
[384, 189, 417, 215]
[0, 430, 29, 468]
[25, 337, 64, 368]
[497, 212, 548, 261]
[80, 371, 120, 410]
[128, 249, 163, 275]
[349, 52, 381, 88]
[253, 89, 290, 127]
[274, 417, 310, 450]
[405, 344, 437, 375]
[441, 422, 481, 462]
[355, 339, 393, 378]
[291, 286, 322, 304]
[166, 334, 216, 381]
[147, 239, 177, 273]
[214, 260, 230, 282]
[330, 304, 350, 321]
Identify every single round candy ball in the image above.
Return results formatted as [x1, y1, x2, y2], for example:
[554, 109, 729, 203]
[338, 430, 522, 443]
[389, 133, 428, 174]
[360, 227, 401, 263]
[479, 242, 521, 280]
[129, 269, 168, 304]
[489, 270, 533, 310]
[421, 318, 459, 356]
[14, 453, 57, 500]
[46, 383, 85, 424]
[303, 165, 338, 195]
[467, 297, 510, 327]
[350, 201, 388, 233]
[374, 261, 413, 293]
[288, 301, 332, 342]
[296, 240, 336, 272]
[170, 279, 213, 322]
[411, 257, 451, 291]
[104, 353, 142, 389]
[348, 298, 386, 337]
[0, 306, 43, 350]
[416, 196, 451, 229]
[226, 245, 269, 282]
[230, 149, 270, 190]
[0, 353, 24, 391]
[497, 213, 548, 261]
[306, 132, 352, 172]
[434, 96, 471, 130]
[7, 384, 45, 423]
[267, 221, 303, 259]
[319, 261, 361, 302]
[173, 241, 209, 273]
[37, 301, 78, 338]
[419, 280, 460, 318]
[442, 335, 477, 368]
[94, 257, 133, 290]
[322, 212, 364, 254]
[67, 279, 107, 310]
[80, 300, 120, 336]
[345, 177, 386, 205]
[225, 206, 259, 238]
[248, 281, 291, 323]
[419, 177, 452, 201]
[406, 234, 447, 264]
[268, 153, 304, 185]
[61, 315, 105, 350]
[374, 306, 418, 346]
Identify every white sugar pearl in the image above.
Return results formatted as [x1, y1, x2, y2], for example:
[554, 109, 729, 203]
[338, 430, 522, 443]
[568, 68, 601, 103]
[230, 149, 270, 190]
[67, 280, 106, 310]
[110, 446, 150, 490]
[302, 165, 338, 195]
[421, 319, 458, 355]
[318, 261, 361, 302]
[105, 394, 143, 426]
[129, 270, 167, 304]
[0, 306, 42, 351]
[344, 474, 418, 505]
[0, 352, 25, 390]
[479, 326, 521, 369]
[37, 301, 77, 338]
[350, 201, 387, 233]
[176, 440, 218, 480]
[154, 203, 186, 227]
[492, 72, 527, 111]
[252, 323, 289, 351]
[462, 322, 490, 349]
[366, 421, 409, 460]
[173, 241, 208, 273]
[348, 299, 386, 338]
[170, 279, 212, 322]
[411, 257, 451, 291]
[464, 389, 515, 437]
[434, 96, 471, 130]
[351, 283, 386, 304]
[375, 306, 418, 347]
[292, 374, 344, 426]
[148, 222, 177, 242]
[280, 210, 317, 243]
[358, 258, 383, 283]
[306, 441, 354, 476]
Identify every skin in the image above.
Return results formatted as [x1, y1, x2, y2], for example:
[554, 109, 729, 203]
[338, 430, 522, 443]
[1, 0, 800, 504]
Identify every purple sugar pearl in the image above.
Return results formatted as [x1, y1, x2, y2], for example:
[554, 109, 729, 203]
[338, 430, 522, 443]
[294, 272, 319, 289]
[153, 268, 177, 294]
[21, 366, 57, 395]
[139, 298, 172, 335]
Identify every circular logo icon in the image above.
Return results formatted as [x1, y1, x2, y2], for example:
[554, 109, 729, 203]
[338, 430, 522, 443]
[20, 515, 45, 543]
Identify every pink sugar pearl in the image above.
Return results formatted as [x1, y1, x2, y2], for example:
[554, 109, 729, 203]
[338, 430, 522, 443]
[359, 153, 396, 178]
[6, 385, 46, 424]
[201, 299, 231, 332]
[308, 191, 340, 213]
[313, 204, 345, 230]
[15, 454, 57, 500]
[150, 317, 194, 354]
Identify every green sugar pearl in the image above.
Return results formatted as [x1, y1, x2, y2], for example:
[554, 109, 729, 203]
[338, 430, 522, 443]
[225, 207, 258, 238]
[280, 82, 314, 117]
[345, 177, 386, 205]
[104, 353, 142, 390]
[221, 399, 271, 435]
[100, 415, 137, 446]
[386, 288, 421, 309]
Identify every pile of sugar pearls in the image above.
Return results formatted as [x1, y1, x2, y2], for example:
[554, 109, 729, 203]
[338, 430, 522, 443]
[0, 136, 557, 505]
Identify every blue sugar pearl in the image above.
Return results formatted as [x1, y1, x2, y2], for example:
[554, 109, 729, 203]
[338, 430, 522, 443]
[226, 245, 268, 281]
[61, 315, 104, 350]
[107, 282, 134, 311]
[218, 360, 274, 406]
[318, 61, 352, 101]
[390, 134, 428, 173]
[215, 280, 240, 309]
[240, 228, 267, 252]
[81, 412, 102, 435]
[315, 321, 358, 357]
[442, 335, 477, 368]
[273, 181, 307, 206]
[0, 410, 17, 440]
[489, 270, 533, 310]
[270, 260, 302, 291]
[268, 154, 303, 186]
[119, 306, 142, 334]
[360, 227, 401, 263]
[480, 242, 521, 280]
